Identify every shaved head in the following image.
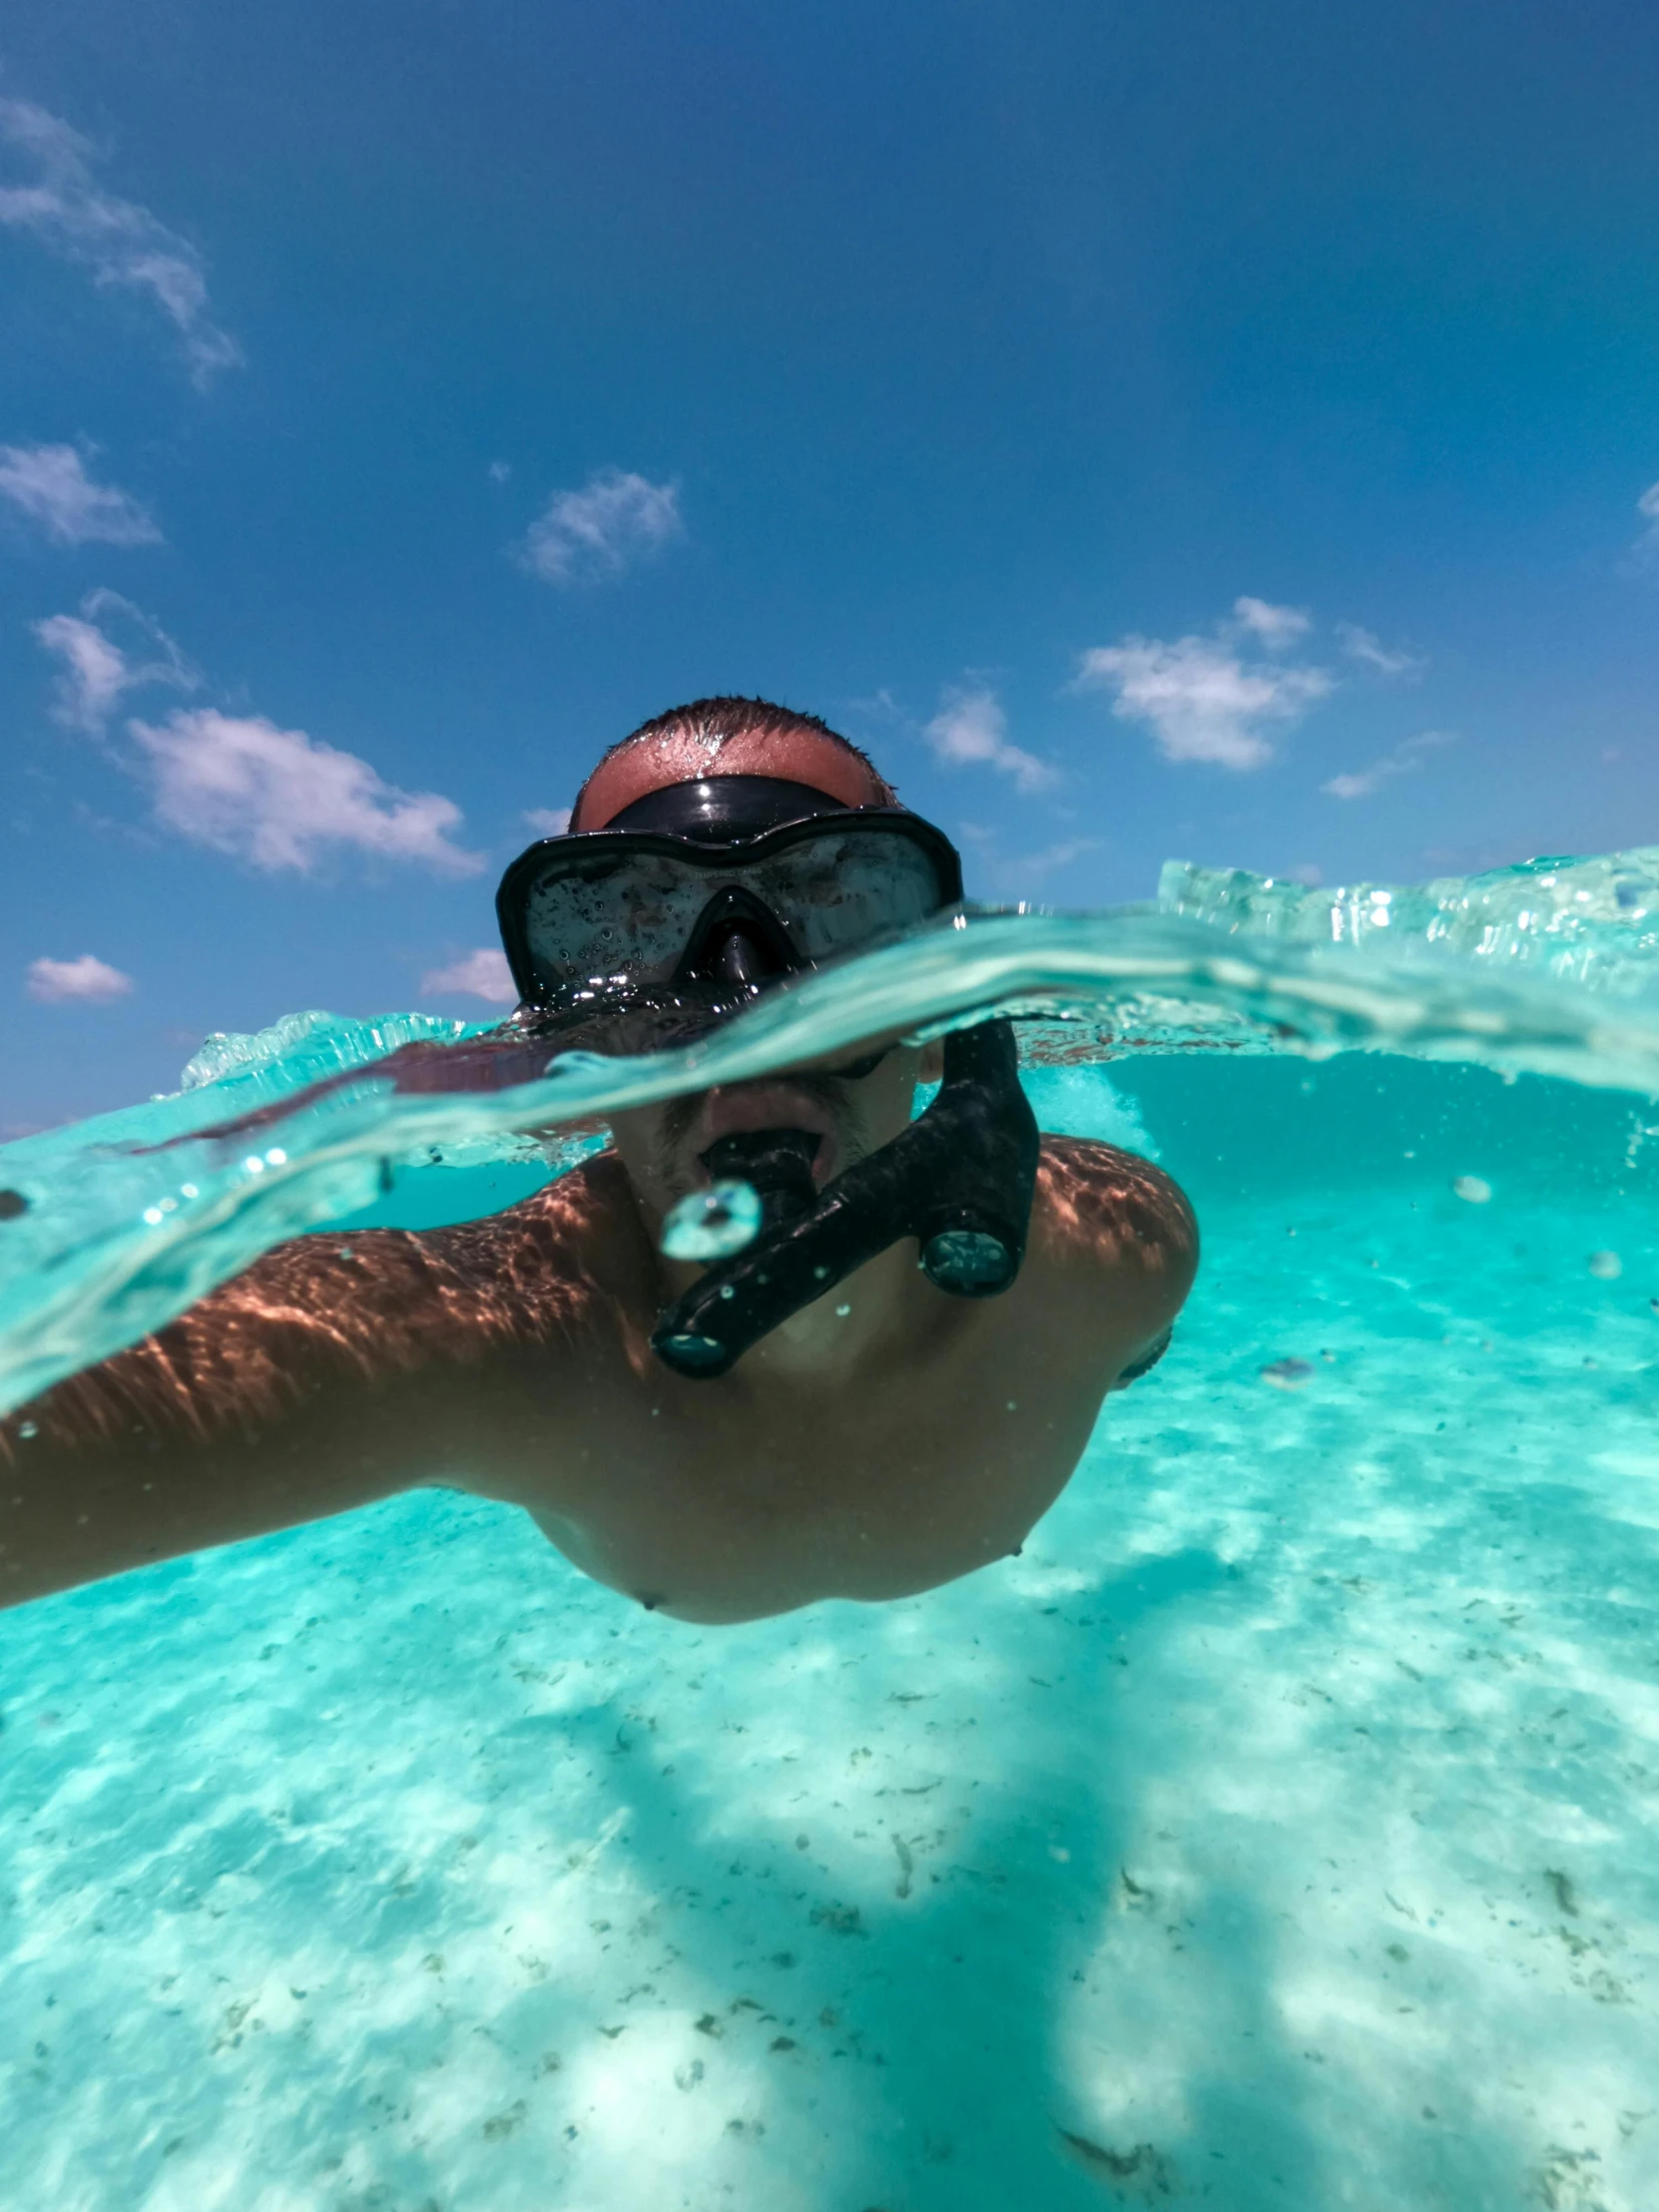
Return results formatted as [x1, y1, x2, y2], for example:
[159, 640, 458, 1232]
[572, 696, 896, 830]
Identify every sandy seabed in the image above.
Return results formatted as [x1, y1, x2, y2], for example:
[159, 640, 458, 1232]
[2, 1179, 1657, 2212]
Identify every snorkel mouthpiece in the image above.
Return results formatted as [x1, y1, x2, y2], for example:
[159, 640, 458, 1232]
[701, 1127, 822, 1226]
[650, 1019, 1037, 1380]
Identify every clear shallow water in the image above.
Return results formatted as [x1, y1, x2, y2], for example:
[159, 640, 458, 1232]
[2, 851, 1658, 2210]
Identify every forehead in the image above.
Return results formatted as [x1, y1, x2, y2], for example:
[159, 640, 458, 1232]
[576, 727, 882, 829]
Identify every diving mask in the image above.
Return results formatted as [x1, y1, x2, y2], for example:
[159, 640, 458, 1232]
[495, 776, 963, 1014]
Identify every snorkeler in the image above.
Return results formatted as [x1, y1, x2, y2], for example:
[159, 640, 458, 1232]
[0, 699, 1196, 1623]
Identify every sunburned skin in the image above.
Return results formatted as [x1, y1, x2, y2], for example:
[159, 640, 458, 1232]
[0, 716, 1199, 1624]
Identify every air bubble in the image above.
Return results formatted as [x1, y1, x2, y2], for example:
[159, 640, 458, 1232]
[1587, 1250, 1622, 1280]
[1452, 1176, 1492, 1204]
[659, 1180, 763, 1262]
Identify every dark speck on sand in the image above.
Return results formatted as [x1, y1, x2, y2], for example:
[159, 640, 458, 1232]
[1261, 1358, 1316, 1390]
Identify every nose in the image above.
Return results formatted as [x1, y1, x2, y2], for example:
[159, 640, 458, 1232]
[705, 917, 787, 988]
[675, 888, 801, 992]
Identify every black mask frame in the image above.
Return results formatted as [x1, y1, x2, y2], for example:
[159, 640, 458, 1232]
[494, 782, 964, 1014]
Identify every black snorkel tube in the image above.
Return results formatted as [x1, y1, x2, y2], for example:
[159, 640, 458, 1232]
[651, 1016, 1038, 1380]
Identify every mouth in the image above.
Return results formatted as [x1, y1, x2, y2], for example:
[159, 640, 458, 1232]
[693, 1081, 843, 1184]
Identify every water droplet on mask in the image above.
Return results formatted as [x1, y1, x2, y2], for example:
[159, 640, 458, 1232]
[1587, 1250, 1622, 1280]
[660, 1180, 763, 1261]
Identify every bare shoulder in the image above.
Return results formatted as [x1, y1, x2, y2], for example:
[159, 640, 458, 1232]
[1029, 1136, 1199, 1330]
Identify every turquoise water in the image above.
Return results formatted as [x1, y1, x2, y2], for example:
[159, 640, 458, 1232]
[2, 852, 1658, 2209]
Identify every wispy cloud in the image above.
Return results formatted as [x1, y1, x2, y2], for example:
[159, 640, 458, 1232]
[1018, 835, 1101, 874]
[1232, 596, 1311, 649]
[26, 952, 133, 1003]
[1073, 602, 1333, 771]
[0, 98, 242, 385]
[31, 599, 475, 875]
[33, 589, 196, 731]
[421, 948, 517, 1003]
[1337, 622, 1425, 679]
[519, 467, 683, 585]
[522, 806, 572, 836]
[0, 443, 160, 546]
[1636, 480, 1659, 558]
[953, 822, 1100, 895]
[923, 684, 1057, 792]
[994, 836, 1102, 892]
[128, 709, 483, 874]
[1323, 728, 1453, 801]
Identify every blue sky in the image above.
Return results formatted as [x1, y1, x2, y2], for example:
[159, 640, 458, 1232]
[3, 0, 1657, 1128]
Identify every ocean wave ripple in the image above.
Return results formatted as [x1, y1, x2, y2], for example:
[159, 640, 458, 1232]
[2, 846, 1658, 1417]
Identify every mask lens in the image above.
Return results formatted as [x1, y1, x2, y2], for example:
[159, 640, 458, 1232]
[746, 831, 943, 960]
[510, 817, 956, 1003]
[521, 850, 716, 993]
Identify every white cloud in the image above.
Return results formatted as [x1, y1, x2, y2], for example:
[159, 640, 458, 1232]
[421, 948, 517, 1004]
[33, 612, 129, 731]
[1337, 622, 1425, 679]
[33, 589, 196, 732]
[1635, 480, 1659, 556]
[1233, 596, 1311, 649]
[997, 836, 1102, 888]
[27, 952, 133, 1003]
[922, 685, 1057, 792]
[1323, 729, 1453, 801]
[128, 709, 483, 874]
[520, 467, 683, 584]
[488, 460, 512, 484]
[522, 806, 573, 836]
[0, 98, 242, 384]
[33, 600, 473, 878]
[0, 443, 160, 546]
[1073, 616, 1333, 772]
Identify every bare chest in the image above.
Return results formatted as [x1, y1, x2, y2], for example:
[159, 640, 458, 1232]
[507, 1309, 1113, 1624]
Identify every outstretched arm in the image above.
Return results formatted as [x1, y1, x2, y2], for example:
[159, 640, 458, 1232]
[0, 1175, 610, 1610]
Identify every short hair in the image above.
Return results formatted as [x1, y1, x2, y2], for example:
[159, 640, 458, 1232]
[573, 695, 896, 815]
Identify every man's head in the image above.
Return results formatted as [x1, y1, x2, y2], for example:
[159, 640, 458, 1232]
[497, 693, 953, 1014]
[549, 698, 932, 1230]
[570, 696, 896, 830]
